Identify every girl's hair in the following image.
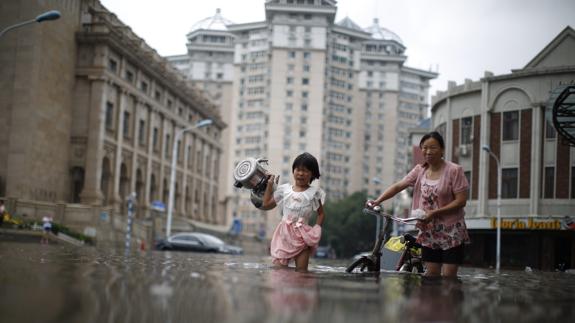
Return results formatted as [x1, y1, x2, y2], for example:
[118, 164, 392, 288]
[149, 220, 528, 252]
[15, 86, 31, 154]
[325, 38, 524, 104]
[419, 131, 445, 149]
[292, 152, 321, 183]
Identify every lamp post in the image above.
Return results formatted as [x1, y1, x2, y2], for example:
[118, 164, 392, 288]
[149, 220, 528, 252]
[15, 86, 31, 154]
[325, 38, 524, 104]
[166, 119, 213, 238]
[482, 144, 502, 272]
[0, 10, 61, 38]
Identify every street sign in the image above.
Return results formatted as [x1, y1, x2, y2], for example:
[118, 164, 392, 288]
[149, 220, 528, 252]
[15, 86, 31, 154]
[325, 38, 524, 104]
[151, 200, 166, 213]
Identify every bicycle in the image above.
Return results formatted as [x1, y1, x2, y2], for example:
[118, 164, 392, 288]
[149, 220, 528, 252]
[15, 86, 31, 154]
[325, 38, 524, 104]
[345, 206, 424, 274]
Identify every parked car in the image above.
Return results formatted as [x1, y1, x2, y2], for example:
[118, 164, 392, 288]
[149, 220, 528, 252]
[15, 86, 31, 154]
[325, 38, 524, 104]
[155, 232, 243, 255]
[314, 246, 336, 259]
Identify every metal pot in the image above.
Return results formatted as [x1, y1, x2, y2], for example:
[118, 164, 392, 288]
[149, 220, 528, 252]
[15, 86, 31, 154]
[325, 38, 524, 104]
[233, 158, 270, 190]
[233, 158, 277, 210]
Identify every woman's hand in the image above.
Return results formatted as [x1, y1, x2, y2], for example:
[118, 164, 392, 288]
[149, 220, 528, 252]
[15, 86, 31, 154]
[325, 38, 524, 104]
[416, 210, 436, 228]
[365, 199, 378, 208]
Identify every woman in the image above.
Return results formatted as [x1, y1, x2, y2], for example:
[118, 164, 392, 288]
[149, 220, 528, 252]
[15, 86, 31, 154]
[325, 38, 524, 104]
[367, 131, 469, 277]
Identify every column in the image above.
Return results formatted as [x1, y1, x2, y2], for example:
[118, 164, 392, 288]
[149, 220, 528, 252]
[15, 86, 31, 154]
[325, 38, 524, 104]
[130, 97, 139, 205]
[530, 105, 543, 215]
[111, 88, 127, 209]
[144, 106, 155, 204]
[477, 77, 491, 216]
[80, 77, 107, 205]
[445, 96, 453, 161]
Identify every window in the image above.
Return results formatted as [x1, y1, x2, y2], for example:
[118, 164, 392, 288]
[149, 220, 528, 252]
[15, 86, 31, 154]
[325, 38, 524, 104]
[501, 168, 518, 198]
[108, 59, 117, 73]
[543, 167, 555, 198]
[165, 134, 171, 158]
[125, 70, 134, 83]
[123, 111, 130, 138]
[303, 52, 311, 60]
[288, 51, 296, 59]
[138, 120, 146, 145]
[152, 127, 158, 150]
[140, 81, 148, 93]
[461, 117, 473, 144]
[105, 102, 114, 130]
[502, 111, 519, 141]
[302, 78, 309, 85]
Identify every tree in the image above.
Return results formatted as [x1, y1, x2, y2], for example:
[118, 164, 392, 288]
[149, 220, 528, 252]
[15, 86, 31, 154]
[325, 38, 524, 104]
[316, 191, 377, 258]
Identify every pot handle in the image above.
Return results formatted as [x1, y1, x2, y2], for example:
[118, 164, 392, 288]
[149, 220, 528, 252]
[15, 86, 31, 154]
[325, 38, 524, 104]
[257, 158, 269, 165]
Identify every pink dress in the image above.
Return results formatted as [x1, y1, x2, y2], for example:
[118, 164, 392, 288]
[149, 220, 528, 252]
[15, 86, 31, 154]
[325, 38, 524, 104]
[270, 184, 325, 265]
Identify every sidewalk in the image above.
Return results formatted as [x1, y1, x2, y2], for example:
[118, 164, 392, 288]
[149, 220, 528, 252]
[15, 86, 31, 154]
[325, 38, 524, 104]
[0, 228, 86, 246]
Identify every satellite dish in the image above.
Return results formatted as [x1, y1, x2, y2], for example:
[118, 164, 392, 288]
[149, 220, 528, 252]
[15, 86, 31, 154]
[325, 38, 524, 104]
[551, 85, 575, 146]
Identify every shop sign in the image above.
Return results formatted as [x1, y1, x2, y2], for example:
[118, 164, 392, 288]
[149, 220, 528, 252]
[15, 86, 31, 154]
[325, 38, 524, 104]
[489, 217, 575, 230]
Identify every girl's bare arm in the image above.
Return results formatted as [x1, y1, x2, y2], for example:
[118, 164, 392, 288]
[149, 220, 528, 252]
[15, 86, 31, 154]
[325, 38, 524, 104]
[261, 175, 277, 210]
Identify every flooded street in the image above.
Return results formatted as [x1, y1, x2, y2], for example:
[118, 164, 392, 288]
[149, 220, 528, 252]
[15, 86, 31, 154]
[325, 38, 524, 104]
[1, 234, 574, 323]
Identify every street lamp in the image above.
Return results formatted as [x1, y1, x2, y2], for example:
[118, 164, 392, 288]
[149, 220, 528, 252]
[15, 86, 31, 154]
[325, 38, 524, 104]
[166, 119, 213, 237]
[0, 10, 61, 38]
[482, 144, 502, 272]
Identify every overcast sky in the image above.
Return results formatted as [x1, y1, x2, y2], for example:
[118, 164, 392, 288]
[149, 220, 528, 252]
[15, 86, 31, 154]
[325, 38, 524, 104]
[100, 0, 574, 95]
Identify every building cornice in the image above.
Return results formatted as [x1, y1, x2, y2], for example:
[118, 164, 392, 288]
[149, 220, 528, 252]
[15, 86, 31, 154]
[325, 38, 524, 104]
[486, 65, 575, 82]
[332, 25, 371, 40]
[401, 66, 439, 79]
[227, 21, 268, 32]
[77, 7, 225, 129]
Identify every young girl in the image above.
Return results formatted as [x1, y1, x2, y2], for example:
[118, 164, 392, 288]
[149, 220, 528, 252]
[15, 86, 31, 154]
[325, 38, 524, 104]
[261, 152, 326, 272]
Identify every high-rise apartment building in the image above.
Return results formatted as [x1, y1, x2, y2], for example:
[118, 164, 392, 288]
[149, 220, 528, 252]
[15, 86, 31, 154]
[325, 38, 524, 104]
[168, 0, 437, 236]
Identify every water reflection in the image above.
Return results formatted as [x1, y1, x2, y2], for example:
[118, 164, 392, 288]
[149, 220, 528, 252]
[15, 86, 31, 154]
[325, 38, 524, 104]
[404, 277, 464, 322]
[0, 235, 574, 323]
[265, 269, 318, 314]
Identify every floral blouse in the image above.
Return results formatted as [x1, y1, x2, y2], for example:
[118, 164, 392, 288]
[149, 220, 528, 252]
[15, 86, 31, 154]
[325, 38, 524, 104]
[417, 176, 469, 249]
[273, 184, 325, 227]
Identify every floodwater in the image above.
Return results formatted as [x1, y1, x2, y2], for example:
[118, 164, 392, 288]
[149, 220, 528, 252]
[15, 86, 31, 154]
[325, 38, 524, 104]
[1, 234, 574, 323]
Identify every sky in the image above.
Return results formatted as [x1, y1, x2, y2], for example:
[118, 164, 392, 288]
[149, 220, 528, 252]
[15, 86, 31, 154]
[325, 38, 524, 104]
[100, 0, 574, 96]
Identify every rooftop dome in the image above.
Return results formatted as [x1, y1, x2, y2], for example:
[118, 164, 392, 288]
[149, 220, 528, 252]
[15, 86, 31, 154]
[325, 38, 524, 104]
[364, 18, 403, 44]
[336, 17, 364, 32]
[189, 8, 234, 32]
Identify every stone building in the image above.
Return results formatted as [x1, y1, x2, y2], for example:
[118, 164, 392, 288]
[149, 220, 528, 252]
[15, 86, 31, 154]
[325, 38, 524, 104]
[0, 0, 225, 234]
[167, 0, 437, 236]
[431, 26, 575, 270]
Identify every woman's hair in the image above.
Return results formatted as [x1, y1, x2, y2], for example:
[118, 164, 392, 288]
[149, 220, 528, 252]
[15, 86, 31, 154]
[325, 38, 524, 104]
[419, 131, 445, 149]
[292, 152, 321, 183]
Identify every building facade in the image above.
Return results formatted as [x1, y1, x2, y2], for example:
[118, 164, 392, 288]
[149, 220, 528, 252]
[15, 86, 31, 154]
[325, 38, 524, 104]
[0, 1, 225, 232]
[431, 26, 575, 270]
[168, 0, 436, 236]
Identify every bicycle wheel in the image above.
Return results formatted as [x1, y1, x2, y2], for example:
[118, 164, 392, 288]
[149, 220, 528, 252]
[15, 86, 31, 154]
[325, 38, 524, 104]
[346, 257, 375, 273]
[399, 261, 424, 273]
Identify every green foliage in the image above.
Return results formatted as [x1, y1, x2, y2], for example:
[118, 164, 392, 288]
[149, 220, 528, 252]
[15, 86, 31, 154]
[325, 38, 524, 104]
[51, 223, 94, 245]
[318, 191, 377, 258]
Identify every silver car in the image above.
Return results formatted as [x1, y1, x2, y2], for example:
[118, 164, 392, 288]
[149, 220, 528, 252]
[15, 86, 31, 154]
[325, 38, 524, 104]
[155, 232, 243, 255]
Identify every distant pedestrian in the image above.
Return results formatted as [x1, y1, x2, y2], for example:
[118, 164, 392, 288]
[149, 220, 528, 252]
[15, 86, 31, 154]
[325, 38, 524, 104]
[228, 213, 243, 240]
[41, 215, 53, 244]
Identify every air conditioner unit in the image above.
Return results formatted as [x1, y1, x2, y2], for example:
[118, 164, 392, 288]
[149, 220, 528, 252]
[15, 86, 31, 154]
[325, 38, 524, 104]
[459, 145, 469, 157]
